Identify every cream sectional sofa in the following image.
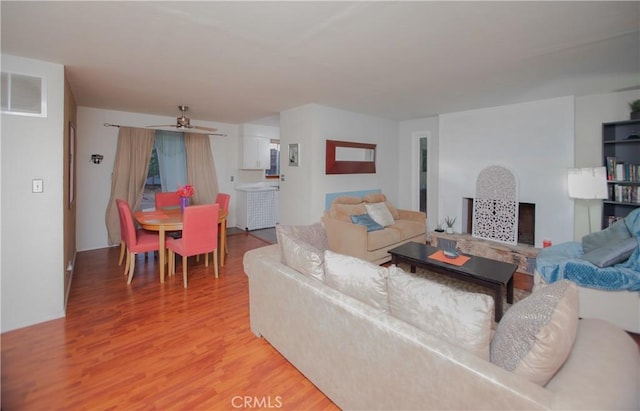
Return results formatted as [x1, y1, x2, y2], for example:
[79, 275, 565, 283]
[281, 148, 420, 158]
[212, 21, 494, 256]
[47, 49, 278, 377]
[244, 225, 639, 410]
[321, 193, 426, 264]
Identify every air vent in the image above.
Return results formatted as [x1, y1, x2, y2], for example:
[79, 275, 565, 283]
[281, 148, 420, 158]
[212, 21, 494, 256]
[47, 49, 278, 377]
[1, 72, 47, 117]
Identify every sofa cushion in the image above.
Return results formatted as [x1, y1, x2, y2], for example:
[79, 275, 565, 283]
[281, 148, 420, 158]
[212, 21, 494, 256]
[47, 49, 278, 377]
[388, 220, 426, 240]
[330, 203, 368, 222]
[324, 250, 390, 312]
[387, 266, 494, 359]
[490, 279, 578, 386]
[367, 227, 402, 251]
[276, 222, 328, 251]
[581, 219, 631, 254]
[350, 213, 384, 232]
[365, 202, 395, 227]
[276, 224, 327, 282]
[581, 236, 637, 268]
[362, 193, 400, 219]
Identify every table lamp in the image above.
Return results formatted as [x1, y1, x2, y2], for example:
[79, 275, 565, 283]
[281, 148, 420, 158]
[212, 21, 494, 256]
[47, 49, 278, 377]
[567, 167, 608, 233]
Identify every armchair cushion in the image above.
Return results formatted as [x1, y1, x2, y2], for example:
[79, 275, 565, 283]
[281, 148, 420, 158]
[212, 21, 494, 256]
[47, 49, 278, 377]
[581, 236, 637, 268]
[581, 219, 630, 254]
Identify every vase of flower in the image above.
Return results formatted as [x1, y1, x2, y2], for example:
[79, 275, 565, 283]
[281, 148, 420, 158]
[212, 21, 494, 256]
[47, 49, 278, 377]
[180, 196, 189, 213]
[176, 184, 195, 214]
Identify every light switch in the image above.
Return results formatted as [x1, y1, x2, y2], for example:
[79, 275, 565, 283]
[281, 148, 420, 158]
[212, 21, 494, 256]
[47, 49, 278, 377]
[32, 179, 43, 193]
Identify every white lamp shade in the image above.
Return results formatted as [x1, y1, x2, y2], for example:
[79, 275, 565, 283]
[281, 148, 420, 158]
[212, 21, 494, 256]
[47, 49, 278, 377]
[567, 167, 608, 199]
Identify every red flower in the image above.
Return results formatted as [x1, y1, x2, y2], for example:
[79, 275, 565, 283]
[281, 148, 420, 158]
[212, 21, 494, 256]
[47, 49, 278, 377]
[177, 184, 195, 198]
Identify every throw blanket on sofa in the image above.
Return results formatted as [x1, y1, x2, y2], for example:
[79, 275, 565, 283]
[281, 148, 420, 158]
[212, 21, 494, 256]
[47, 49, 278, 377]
[536, 241, 640, 291]
[536, 208, 640, 291]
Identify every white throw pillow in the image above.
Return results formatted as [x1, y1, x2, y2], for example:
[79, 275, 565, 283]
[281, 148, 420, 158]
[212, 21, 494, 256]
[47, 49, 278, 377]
[387, 266, 494, 360]
[490, 279, 578, 386]
[324, 250, 390, 312]
[365, 202, 395, 227]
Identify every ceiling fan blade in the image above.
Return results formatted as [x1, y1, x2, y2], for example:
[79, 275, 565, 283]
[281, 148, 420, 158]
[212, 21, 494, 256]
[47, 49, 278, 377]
[146, 124, 177, 128]
[192, 125, 218, 132]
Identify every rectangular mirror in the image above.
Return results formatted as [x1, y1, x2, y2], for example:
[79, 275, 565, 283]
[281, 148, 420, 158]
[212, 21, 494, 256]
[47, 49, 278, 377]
[326, 140, 376, 174]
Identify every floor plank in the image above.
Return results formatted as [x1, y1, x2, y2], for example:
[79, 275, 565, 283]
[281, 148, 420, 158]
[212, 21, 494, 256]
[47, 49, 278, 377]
[1, 232, 337, 410]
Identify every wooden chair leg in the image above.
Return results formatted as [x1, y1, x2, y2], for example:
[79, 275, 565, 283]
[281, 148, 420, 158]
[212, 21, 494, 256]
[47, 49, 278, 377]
[118, 241, 126, 265]
[205, 252, 209, 267]
[127, 253, 136, 284]
[182, 255, 188, 288]
[123, 252, 131, 276]
[214, 248, 219, 279]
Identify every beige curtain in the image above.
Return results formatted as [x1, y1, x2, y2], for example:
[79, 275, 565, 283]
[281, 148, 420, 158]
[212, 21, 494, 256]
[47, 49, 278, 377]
[105, 127, 155, 245]
[185, 133, 219, 205]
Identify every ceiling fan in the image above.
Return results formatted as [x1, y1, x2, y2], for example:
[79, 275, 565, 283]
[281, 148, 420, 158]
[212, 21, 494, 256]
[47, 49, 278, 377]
[147, 105, 218, 134]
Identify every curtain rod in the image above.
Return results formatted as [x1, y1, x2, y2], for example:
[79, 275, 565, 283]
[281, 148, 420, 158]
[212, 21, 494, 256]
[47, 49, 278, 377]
[103, 123, 227, 136]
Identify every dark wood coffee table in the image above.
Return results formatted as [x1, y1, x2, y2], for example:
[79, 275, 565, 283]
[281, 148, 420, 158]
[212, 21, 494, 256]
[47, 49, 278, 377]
[388, 242, 517, 321]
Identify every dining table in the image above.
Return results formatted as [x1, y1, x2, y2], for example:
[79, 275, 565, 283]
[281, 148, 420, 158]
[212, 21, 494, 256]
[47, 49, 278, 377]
[134, 206, 228, 283]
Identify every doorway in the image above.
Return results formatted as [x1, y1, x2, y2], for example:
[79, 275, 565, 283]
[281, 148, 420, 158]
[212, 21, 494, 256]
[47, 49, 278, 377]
[419, 137, 428, 214]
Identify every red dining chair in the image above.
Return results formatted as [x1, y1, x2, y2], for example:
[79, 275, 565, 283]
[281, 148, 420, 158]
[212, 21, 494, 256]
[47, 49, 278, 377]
[155, 191, 181, 209]
[117, 199, 162, 284]
[215, 192, 231, 254]
[167, 203, 219, 288]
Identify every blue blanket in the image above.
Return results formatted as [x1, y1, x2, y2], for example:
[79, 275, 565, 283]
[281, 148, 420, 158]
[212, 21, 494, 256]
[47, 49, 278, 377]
[536, 208, 640, 291]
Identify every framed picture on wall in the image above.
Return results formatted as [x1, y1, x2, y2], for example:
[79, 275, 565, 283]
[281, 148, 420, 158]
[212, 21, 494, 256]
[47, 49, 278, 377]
[289, 143, 299, 167]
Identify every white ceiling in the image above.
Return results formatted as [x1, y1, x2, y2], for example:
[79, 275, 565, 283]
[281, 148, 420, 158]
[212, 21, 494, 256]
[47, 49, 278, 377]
[2, 1, 639, 125]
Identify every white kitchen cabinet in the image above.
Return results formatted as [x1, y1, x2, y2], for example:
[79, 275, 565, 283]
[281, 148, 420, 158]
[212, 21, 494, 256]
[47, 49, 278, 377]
[240, 136, 271, 169]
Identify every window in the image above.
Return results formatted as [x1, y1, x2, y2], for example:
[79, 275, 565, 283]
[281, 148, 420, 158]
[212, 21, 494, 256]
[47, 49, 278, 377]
[266, 139, 280, 178]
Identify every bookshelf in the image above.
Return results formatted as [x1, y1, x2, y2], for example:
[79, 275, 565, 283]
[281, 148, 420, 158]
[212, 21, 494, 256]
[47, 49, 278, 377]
[603, 119, 640, 228]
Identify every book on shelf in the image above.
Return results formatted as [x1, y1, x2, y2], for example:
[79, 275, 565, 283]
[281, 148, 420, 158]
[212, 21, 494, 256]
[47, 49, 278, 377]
[612, 185, 640, 203]
[605, 157, 640, 181]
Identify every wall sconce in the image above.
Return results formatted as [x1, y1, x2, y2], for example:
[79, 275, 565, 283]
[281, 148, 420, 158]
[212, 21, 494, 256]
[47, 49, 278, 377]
[91, 154, 104, 164]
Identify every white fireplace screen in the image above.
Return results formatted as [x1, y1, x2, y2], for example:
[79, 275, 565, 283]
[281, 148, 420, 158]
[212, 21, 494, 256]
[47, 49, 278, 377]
[472, 165, 518, 244]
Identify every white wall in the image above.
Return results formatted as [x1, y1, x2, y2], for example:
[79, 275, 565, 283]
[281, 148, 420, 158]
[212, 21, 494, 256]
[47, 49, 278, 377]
[438, 96, 575, 247]
[1, 55, 66, 332]
[574, 89, 640, 240]
[279, 104, 399, 225]
[76, 107, 239, 251]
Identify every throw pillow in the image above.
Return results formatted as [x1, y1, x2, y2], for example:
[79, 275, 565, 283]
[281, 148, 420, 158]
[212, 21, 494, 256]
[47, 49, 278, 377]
[581, 236, 638, 268]
[350, 214, 384, 232]
[324, 250, 390, 312]
[277, 230, 325, 281]
[581, 219, 631, 254]
[387, 266, 494, 360]
[490, 279, 578, 386]
[362, 193, 400, 219]
[365, 202, 395, 227]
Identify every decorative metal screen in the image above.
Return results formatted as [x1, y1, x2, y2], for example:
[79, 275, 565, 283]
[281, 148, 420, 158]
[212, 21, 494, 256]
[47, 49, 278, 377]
[472, 165, 518, 244]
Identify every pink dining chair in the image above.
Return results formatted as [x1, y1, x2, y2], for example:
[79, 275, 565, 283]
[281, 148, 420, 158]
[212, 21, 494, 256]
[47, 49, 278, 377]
[215, 192, 231, 254]
[116, 199, 128, 268]
[155, 191, 181, 209]
[117, 199, 162, 284]
[167, 203, 219, 288]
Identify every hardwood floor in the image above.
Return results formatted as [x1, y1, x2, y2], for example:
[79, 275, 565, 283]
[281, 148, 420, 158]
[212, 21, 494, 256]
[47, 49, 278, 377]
[1, 233, 338, 410]
[3, 232, 639, 410]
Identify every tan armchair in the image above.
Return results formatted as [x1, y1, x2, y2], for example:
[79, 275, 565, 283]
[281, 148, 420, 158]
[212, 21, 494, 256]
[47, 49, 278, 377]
[321, 194, 426, 264]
